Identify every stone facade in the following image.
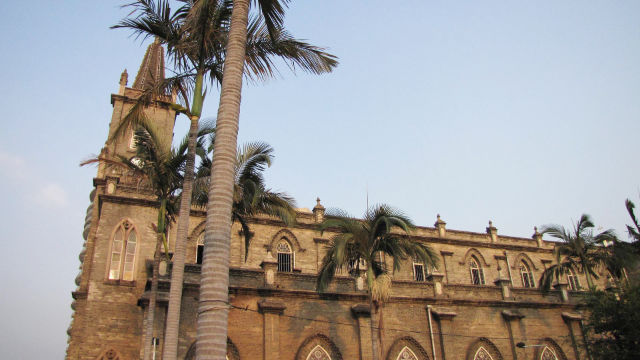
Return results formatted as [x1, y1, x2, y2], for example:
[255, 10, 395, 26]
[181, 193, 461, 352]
[66, 45, 603, 360]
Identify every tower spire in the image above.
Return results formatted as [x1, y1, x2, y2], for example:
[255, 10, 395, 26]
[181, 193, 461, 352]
[132, 37, 165, 92]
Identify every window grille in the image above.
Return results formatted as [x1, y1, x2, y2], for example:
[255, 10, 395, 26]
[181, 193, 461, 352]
[396, 347, 418, 360]
[473, 347, 494, 360]
[277, 241, 293, 272]
[306, 345, 331, 360]
[413, 263, 425, 282]
[567, 269, 579, 290]
[541, 346, 558, 360]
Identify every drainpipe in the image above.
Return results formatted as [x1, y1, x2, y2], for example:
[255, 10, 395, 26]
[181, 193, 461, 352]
[427, 305, 437, 360]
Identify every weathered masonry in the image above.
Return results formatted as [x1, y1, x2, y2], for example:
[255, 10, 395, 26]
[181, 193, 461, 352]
[67, 42, 604, 360]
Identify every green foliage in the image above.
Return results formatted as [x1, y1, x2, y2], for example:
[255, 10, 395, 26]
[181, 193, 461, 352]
[316, 205, 439, 303]
[584, 285, 640, 360]
[539, 214, 618, 290]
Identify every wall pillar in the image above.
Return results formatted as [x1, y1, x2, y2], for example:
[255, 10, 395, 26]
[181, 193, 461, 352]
[562, 312, 586, 360]
[258, 299, 286, 360]
[502, 310, 525, 360]
[427, 273, 445, 297]
[439, 251, 453, 284]
[260, 252, 278, 287]
[554, 282, 570, 303]
[431, 308, 457, 360]
[494, 278, 512, 300]
[352, 304, 373, 360]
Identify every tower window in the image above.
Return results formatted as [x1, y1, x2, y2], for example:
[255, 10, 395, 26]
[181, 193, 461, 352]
[276, 240, 293, 272]
[108, 220, 137, 281]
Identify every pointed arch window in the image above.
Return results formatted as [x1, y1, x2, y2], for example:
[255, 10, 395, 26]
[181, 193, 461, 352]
[540, 346, 558, 360]
[567, 268, 580, 291]
[520, 260, 535, 288]
[108, 220, 137, 281]
[306, 345, 331, 360]
[474, 347, 494, 360]
[396, 346, 418, 360]
[469, 256, 485, 285]
[277, 240, 293, 272]
[196, 232, 205, 265]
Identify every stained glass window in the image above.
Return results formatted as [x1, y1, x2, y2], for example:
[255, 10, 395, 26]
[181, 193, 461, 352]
[108, 221, 137, 281]
[474, 347, 493, 360]
[306, 345, 331, 360]
[396, 346, 418, 360]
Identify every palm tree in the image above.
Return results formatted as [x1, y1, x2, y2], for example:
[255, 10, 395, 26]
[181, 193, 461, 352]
[113, 2, 337, 358]
[316, 205, 439, 360]
[82, 122, 211, 360]
[193, 141, 297, 261]
[539, 214, 617, 291]
[625, 199, 640, 250]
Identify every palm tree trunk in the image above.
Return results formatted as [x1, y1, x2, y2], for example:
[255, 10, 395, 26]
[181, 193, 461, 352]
[370, 300, 380, 360]
[196, 0, 249, 359]
[163, 72, 205, 360]
[143, 232, 163, 360]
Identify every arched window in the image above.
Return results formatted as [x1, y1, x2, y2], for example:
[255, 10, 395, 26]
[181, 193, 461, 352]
[108, 220, 137, 281]
[540, 346, 558, 360]
[469, 256, 485, 285]
[396, 346, 418, 360]
[277, 240, 293, 272]
[306, 345, 331, 360]
[567, 268, 580, 291]
[520, 260, 535, 288]
[474, 347, 494, 360]
[196, 232, 205, 265]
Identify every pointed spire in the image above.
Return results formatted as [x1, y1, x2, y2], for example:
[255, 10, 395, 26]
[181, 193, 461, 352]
[132, 37, 165, 92]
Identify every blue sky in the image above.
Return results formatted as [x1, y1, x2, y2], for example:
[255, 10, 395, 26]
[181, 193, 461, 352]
[0, 1, 639, 358]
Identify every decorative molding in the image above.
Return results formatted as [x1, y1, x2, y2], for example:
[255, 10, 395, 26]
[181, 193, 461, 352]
[511, 252, 539, 270]
[266, 228, 305, 253]
[295, 334, 343, 360]
[385, 336, 430, 360]
[459, 248, 491, 268]
[465, 338, 504, 360]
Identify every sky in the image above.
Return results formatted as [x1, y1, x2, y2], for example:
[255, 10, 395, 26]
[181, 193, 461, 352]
[0, 1, 639, 358]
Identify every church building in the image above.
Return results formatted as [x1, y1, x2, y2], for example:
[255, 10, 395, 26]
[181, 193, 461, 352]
[66, 42, 600, 360]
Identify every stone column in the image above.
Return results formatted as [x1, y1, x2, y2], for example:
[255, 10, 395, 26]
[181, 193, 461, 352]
[427, 272, 445, 297]
[258, 299, 286, 360]
[562, 312, 586, 360]
[431, 308, 457, 360]
[502, 310, 525, 360]
[260, 252, 278, 287]
[494, 278, 512, 300]
[439, 251, 453, 284]
[554, 282, 569, 303]
[351, 304, 373, 360]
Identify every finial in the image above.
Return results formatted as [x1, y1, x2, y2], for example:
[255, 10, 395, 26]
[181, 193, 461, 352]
[489, 220, 493, 227]
[316, 197, 321, 205]
[534, 226, 539, 234]
[437, 214, 441, 220]
[154, 36, 161, 44]
[119, 69, 128, 86]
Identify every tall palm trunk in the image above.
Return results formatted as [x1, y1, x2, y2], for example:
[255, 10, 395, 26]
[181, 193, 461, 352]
[370, 300, 381, 360]
[143, 227, 165, 360]
[163, 73, 205, 360]
[197, 0, 249, 358]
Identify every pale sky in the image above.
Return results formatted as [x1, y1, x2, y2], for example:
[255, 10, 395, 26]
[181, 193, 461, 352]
[0, 1, 639, 358]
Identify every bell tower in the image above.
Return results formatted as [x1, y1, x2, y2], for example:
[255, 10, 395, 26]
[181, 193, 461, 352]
[98, 38, 177, 179]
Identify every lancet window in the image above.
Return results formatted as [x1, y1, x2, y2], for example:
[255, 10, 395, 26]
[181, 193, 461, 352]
[469, 256, 485, 285]
[196, 232, 205, 265]
[306, 345, 331, 360]
[473, 347, 494, 360]
[540, 346, 558, 360]
[567, 268, 580, 290]
[108, 220, 137, 281]
[396, 346, 418, 360]
[520, 260, 535, 288]
[277, 240, 293, 272]
[413, 258, 426, 282]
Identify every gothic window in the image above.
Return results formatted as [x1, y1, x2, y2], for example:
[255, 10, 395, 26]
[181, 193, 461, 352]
[520, 260, 535, 288]
[196, 232, 205, 265]
[306, 345, 331, 360]
[540, 346, 558, 360]
[469, 256, 485, 285]
[567, 268, 580, 291]
[413, 260, 425, 282]
[108, 220, 137, 281]
[396, 346, 418, 360]
[277, 240, 293, 272]
[474, 347, 494, 360]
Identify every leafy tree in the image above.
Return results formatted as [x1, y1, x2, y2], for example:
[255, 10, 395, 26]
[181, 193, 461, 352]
[316, 205, 439, 360]
[539, 214, 617, 291]
[583, 284, 640, 360]
[113, 1, 337, 358]
[192, 141, 297, 261]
